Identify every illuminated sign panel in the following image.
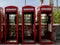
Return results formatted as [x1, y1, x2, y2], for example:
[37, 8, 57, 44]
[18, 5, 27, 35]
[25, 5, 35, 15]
[6, 8, 16, 11]
[24, 8, 34, 10]
[41, 8, 52, 11]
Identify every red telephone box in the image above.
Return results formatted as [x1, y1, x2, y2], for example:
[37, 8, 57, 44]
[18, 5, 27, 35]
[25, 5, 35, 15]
[0, 7, 3, 44]
[4, 6, 18, 44]
[37, 5, 53, 44]
[22, 6, 36, 44]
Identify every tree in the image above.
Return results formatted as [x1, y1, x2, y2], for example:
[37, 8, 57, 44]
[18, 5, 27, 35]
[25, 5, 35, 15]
[49, 0, 53, 6]
[40, 0, 44, 5]
[54, 9, 60, 23]
[18, 13, 22, 23]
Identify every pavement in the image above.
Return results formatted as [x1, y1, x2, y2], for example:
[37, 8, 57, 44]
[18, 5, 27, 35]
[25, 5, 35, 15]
[0, 44, 55, 45]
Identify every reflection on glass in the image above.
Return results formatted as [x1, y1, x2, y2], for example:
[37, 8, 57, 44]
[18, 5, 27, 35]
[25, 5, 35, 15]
[24, 26, 32, 37]
[6, 14, 17, 42]
[24, 14, 34, 42]
[6, 25, 16, 42]
[24, 14, 32, 23]
[41, 14, 47, 23]
[41, 14, 52, 42]
[9, 14, 16, 23]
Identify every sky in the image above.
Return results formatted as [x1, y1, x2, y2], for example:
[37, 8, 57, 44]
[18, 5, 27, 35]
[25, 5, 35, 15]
[0, 0, 60, 11]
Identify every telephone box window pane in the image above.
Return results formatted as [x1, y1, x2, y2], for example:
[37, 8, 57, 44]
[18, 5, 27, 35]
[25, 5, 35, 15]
[6, 25, 16, 42]
[24, 14, 34, 42]
[41, 14, 47, 23]
[24, 14, 32, 23]
[41, 13, 52, 42]
[9, 14, 16, 23]
[6, 14, 17, 42]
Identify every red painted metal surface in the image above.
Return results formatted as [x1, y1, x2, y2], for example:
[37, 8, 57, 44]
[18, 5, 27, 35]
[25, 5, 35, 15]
[4, 6, 18, 44]
[22, 5, 36, 44]
[37, 5, 54, 44]
[0, 7, 3, 44]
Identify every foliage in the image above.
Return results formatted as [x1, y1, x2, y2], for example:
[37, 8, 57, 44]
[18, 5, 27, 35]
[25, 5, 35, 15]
[54, 9, 60, 23]
[18, 13, 22, 23]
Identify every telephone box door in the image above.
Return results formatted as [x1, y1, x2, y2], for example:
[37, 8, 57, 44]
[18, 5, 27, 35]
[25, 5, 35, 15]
[4, 6, 18, 44]
[37, 5, 53, 44]
[22, 6, 36, 44]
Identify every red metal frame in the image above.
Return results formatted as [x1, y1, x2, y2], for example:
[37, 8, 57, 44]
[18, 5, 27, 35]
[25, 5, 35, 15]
[22, 5, 36, 44]
[0, 7, 3, 44]
[37, 5, 54, 44]
[4, 6, 18, 44]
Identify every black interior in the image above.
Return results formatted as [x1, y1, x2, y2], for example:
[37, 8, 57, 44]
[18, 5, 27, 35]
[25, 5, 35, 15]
[24, 12, 34, 42]
[6, 12, 16, 41]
